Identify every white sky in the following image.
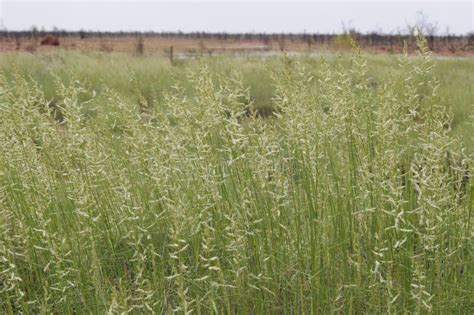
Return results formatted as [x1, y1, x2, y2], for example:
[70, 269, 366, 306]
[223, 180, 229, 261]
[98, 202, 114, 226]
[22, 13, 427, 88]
[0, 1, 472, 34]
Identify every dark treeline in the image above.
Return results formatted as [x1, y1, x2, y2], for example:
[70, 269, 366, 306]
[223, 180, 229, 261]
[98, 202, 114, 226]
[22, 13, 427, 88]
[2, 29, 473, 52]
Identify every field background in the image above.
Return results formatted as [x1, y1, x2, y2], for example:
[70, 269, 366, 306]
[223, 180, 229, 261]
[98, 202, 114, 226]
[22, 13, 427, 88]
[1, 49, 473, 152]
[2, 31, 474, 56]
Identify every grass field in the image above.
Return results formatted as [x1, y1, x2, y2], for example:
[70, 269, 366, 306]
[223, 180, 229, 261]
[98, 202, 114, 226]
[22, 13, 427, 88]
[1, 47, 473, 152]
[0, 37, 473, 313]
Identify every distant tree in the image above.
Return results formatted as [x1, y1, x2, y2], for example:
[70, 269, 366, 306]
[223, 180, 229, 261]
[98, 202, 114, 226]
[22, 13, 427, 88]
[468, 32, 474, 46]
[405, 11, 438, 49]
[278, 34, 285, 51]
[136, 36, 144, 56]
[29, 25, 39, 39]
[15, 34, 21, 50]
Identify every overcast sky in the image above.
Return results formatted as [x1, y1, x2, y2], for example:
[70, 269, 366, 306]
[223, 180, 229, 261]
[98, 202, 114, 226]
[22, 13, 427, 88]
[1, 1, 472, 34]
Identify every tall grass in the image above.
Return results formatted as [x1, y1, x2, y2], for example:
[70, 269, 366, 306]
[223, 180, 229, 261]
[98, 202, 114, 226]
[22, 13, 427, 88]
[1, 49, 472, 152]
[0, 36, 472, 313]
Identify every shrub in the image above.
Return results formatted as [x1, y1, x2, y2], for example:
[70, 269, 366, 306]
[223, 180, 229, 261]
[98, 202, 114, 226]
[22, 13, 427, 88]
[40, 34, 60, 46]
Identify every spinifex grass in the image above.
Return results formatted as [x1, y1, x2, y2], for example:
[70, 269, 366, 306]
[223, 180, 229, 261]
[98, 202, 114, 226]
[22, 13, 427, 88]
[0, 36, 472, 313]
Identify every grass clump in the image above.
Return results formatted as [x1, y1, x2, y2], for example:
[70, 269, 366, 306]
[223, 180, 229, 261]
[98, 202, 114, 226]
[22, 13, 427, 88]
[0, 36, 472, 313]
